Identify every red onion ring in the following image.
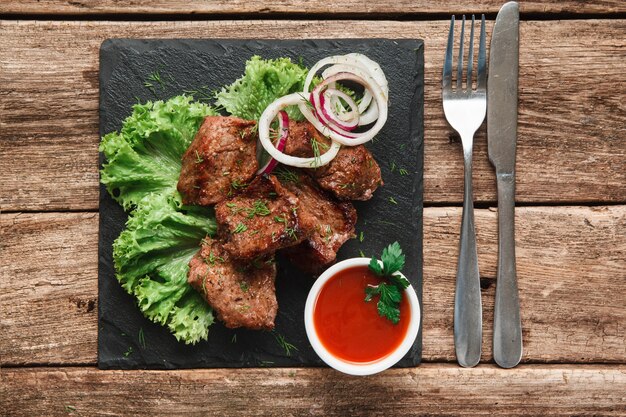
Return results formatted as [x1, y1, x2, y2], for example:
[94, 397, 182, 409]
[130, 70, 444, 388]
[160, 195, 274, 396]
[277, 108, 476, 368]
[319, 89, 359, 131]
[256, 110, 289, 175]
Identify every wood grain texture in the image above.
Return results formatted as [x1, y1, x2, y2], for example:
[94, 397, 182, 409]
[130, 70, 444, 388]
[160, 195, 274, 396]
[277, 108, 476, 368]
[1, 206, 624, 365]
[2, 365, 626, 416]
[0, 20, 625, 211]
[1, 0, 625, 16]
[0, 212, 99, 365]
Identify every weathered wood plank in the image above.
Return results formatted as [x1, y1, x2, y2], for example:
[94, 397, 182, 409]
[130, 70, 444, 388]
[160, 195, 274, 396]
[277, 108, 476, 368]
[1, 0, 624, 16]
[1, 206, 624, 365]
[0, 212, 99, 365]
[0, 20, 624, 211]
[2, 365, 625, 416]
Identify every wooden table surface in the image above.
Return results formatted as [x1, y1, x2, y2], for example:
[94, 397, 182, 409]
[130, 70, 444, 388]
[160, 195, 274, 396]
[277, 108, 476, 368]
[1, 1, 625, 415]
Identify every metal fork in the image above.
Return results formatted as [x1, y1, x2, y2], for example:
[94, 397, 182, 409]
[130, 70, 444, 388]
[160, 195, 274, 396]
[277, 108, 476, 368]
[442, 14, 487, 368]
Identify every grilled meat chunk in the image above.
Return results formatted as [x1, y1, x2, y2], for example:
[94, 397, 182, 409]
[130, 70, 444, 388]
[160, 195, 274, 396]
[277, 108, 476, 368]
[178, 116, 258, 206]
[283, 120, 382, 201]
[312, 144, 382, 201]
[278, 170, 357, 273]
[283, 120, 331, 158]
[188, 236, 277, 330]
[215, 175, 316, 260]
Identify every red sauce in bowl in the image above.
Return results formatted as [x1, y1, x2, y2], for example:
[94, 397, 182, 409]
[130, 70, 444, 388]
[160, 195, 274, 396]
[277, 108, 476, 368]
[313, 265, 411, 363]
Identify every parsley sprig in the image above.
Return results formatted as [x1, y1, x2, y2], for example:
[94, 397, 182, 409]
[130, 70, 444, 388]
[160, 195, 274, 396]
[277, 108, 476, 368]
[364, 242, 409, 324]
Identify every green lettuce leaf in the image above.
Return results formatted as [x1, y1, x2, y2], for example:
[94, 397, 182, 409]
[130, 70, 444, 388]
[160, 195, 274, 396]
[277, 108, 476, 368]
[101, 95, 218, 345]
[113, 192, 216, 344]
[215, 55, 309, 121]
[100, 95, 217, 210]
[113, 193, 216, 291]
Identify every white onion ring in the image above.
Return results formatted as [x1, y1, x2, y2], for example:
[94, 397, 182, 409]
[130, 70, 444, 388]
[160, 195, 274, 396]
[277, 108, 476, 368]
[310, 74, 361, 132]
[299, 66, 388, 146]
[256, 110, 289, 175]
[316, 55, 388, 126]
[320, 89, 360, 131]
[258, 93, 341, 168]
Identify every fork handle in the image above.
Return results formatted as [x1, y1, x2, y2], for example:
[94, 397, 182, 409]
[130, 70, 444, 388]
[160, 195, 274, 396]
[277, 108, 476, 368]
[454, 149, 483, 368]
[493, 173, 523, 368]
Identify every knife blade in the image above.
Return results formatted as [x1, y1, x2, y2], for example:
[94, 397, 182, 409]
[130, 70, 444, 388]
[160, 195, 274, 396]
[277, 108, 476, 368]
[487, 1, 523, 369]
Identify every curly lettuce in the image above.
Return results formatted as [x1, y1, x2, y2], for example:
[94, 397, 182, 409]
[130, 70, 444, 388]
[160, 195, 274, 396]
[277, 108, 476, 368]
[100, 96, 217, 210]
[114, 193, 216, 344]
[215, 55, 308, 121]
[100, 95, 217, 345]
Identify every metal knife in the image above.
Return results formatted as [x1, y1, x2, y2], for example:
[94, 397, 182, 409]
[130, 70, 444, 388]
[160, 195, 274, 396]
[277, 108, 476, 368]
[487, 1, 523, 368]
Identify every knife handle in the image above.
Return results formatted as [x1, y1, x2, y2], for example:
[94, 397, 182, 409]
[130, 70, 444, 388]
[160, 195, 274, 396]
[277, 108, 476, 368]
[454, 151, 482, 368]
[493, 173, 523, 368]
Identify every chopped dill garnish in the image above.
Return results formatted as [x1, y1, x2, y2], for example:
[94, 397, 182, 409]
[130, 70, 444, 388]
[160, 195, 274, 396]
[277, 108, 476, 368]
[359, 231, 365, 242]
[322, 225, 333, 243]
[259, 360, 274, 367]
[144, 69, 167, 95]
[274, 167, 300, 184]
[183, 85, 213, 103]
[231, 334, 237, 344]
[233, 223, 248, 234]
[359, 250, 366, 258]
[244, 199, 271, 218]
[310, 138, 323, 168]
[123, 346, 134, 357]
[273, 331, 298, 356]
[239, 281, 249, 292]
[399, 168, 409, 176]
[298, 92, 314, 110]
[194, 150, 204, 164]
[64, 405, 78, 414]
[388, 197, 398, 205]
[284, 226, 298, 241]
[143, 81, 156, 95]
[274, 215, 287, 224]
[138, 327, 146, 349]
[390, 161, 397, 172]
[204, 250, 222, 265]
[231, 180, 246, 189]
[229, 179, 248, 195]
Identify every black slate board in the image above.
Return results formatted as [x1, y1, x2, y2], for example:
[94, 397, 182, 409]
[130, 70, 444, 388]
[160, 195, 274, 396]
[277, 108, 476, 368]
[98, 38, 424, 369]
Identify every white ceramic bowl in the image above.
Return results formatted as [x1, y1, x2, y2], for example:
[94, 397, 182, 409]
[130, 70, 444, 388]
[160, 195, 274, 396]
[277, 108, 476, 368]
[304, 257, 420, 376]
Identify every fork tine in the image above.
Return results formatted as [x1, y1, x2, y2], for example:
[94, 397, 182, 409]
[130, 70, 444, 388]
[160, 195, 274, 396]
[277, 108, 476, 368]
[467, 15, 475, 90]
[456, 15, 465, 90]
[477, 14, 487, 89]
[443, 16, 455, 89]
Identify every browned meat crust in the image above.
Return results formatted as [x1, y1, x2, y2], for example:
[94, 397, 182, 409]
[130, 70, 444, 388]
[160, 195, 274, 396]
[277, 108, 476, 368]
[278, 170, 357, 274]
[214, 175, 317, 261]
[177, 116, 258, 206]
[311, 144, 383, 201]
[188, 236, 277, 330]
[283, 120, 383, 201]
[283, 120, 332, 157]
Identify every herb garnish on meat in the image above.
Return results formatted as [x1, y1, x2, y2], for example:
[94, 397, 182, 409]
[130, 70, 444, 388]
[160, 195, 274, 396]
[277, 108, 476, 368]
[364, 242, 410, 324]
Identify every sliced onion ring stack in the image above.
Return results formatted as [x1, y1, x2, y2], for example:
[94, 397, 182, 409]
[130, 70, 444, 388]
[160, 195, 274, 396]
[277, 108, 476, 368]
[257, 53, 389, 168]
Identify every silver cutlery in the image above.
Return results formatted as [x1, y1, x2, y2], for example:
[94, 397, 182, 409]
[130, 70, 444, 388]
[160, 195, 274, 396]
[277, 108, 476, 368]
[442, 14, 487, 368]
[488, 1, 523, 368]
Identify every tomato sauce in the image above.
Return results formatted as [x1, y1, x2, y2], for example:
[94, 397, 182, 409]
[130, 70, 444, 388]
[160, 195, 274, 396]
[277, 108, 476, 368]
[313, 265, 411, 363]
